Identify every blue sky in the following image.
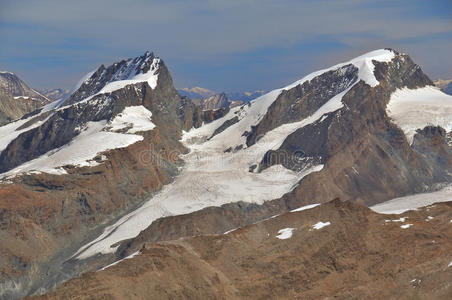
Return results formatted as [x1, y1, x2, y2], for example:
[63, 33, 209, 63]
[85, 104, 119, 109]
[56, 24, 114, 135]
[0, 0, 451, 92]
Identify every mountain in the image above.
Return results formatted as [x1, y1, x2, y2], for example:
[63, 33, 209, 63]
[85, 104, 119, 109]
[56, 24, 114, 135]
[178, 87, 216, 99]
[191, 92, 243, 110]
[178, 87, 266, 103]
[434, 79, 452, 95]
[0, 72, 51, 125]
[1, 49, 452, 299]
[38, 88, 70, 101]
[227, 90, 267, 102]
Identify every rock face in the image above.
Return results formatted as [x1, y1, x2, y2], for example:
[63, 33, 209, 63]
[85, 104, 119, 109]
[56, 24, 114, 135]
[202, 92, 230, 110]
[0, 72, 51, 125]
[30, 200, 452, 300]
[258, 51, 448, 206]
[246, 64, 359, 146]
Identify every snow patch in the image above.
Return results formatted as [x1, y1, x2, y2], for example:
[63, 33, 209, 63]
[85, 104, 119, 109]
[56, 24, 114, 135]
[276, 228, 294, 239]
[312, 221, 331, 230]
[223, 228, 238, 235]
[108, 105, 155, 133]
[400, 224, 413, 229]
[99, 250, 140, 271]
[385, 217, 407, 223]
[386, 86, 452, 144]
[371, 185, 452, 214]
[290, 203, 320, 212]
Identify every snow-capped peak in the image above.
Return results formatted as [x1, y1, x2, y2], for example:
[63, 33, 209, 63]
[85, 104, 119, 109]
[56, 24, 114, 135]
[183, 48, 396, 151]
[55, 51, 162, 109]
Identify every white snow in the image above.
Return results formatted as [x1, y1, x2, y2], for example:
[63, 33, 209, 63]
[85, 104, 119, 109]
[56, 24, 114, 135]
[99, 250, 140, 271]
[223, 228, 238, 235]
[276, 228, 294, 239]
[312, 221, 331, 230]
[13, 96, 30, 100]
[0, 121, 144, 179]
[385, 217, 407, 223]
[73, 49, 395, 259]
[290, 203, 320, 212]
[386, 86, 452, 144]
[400, 224, 413, 229]
[371, 184, 452, 214]
[108, 105, 155, 133]
[448, 261, 452, 267]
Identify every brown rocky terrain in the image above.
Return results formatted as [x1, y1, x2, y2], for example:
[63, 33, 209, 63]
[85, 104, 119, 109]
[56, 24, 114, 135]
[30, 199, 452, 299]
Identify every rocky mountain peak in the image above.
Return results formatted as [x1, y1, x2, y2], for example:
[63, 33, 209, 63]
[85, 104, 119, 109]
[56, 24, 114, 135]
[0, 71, 50, 102]
[64, 51, 162, 106]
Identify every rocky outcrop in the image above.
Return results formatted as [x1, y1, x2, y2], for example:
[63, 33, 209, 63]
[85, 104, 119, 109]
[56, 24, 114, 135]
[64, 51, 160, 106]
[31, 200, 452, 300]
[0, 72, 51, 125]
[201, 92, 230, 110]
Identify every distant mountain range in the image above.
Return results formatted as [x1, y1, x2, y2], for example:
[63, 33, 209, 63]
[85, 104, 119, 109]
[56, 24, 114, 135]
[38, 88, 70, 101]
[178, 87, 266, 102]
[434, 78, 452, 95]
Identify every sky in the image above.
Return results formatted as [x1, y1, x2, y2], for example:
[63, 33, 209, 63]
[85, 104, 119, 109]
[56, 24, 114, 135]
[0, 0, 451, 92]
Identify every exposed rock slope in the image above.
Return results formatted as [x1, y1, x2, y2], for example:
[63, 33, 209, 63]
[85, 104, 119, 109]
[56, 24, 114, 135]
[31, 200, 452, 300]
